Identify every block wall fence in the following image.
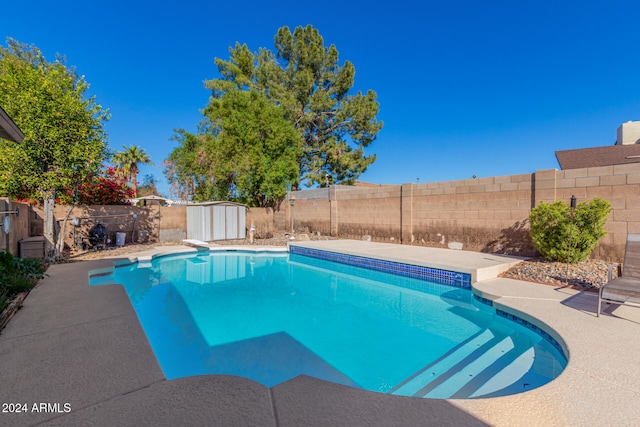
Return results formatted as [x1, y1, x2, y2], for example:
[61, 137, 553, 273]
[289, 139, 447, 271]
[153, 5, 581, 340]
[7, 162, 639, 261]
[0, 199, 31, 256]
[268, 163, 640, 262]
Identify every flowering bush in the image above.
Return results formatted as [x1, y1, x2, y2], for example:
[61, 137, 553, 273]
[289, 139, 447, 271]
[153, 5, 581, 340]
[66, 167, 134, 205]
[16, 167, 135, 206]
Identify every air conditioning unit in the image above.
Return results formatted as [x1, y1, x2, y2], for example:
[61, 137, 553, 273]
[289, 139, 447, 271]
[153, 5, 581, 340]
[616, 121, 640, 145]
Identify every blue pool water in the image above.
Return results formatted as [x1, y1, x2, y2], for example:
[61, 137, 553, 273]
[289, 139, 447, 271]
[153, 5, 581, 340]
[91, 250, 567, 399]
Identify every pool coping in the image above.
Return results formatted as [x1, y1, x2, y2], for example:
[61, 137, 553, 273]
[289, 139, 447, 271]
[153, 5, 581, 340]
[1, 241, 640, 425]
[289, 240, 524, 283]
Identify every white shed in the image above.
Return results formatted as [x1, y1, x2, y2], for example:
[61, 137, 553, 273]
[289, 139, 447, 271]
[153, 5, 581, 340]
[186, 201, 246, 241]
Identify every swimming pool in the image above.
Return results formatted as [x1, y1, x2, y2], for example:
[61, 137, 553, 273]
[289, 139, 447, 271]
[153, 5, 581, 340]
[91, 250, 567, 399]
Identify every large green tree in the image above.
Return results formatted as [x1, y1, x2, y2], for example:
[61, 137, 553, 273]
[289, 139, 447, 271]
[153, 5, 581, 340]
[0, 38, 110, 258]
[166, 90, 300, 206]
[165, 127, 210, 201]
[112, 145, 153, 196]
[205, 24, 382, 189]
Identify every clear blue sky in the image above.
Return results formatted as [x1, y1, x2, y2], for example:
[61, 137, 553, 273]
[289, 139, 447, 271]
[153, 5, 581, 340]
[3, 1, 640, 197]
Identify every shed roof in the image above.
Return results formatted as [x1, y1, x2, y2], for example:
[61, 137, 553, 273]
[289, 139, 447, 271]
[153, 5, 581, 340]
[187, 201, 246, 207]
[0, 106, 24, 143]
[555, 144, 640, 170]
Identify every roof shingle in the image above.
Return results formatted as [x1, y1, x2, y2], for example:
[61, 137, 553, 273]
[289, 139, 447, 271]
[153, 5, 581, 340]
[555, 144, 640, 170]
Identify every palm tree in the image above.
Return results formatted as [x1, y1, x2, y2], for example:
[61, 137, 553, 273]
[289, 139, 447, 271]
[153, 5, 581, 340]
[112, 145, 153, 196]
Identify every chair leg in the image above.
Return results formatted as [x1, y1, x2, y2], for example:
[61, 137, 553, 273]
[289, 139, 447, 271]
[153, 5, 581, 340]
[597, 292, 602, 317]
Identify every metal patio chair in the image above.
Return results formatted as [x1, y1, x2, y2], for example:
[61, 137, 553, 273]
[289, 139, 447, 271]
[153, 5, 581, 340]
[598, 234, 640, 316]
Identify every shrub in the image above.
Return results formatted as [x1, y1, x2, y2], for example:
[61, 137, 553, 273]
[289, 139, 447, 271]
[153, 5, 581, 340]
[529, 197, 612, 263]
[62, 166, 135, 205]
[3, 273, 35, 293]
[12, 256, 46, 282]
[0, 288, 7, 313]
[0, 251, 46, 311]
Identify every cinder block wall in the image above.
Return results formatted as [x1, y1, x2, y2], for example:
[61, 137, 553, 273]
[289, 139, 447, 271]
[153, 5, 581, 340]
[334, 185, 402, 242]
[0, 199, 31, 256]
[44, 205, 161, 249]
[246, 207, 275, 235]
[158, 206, 186, 242]
[21, 161, 637, 260]
[409, 174, 535, 255]
[287, 188, 332, 235]
[553, 164, 640, 260]
[269, 163, 640, 261]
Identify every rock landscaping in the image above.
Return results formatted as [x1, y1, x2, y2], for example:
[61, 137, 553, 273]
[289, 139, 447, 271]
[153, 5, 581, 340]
[500, 257, 616, 290]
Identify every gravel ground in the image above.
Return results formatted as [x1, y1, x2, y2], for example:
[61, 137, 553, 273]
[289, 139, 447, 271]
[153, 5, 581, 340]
[499, 257, 617, 291]
[67, 232, 335, 261]
[66, 242, 181, 261]
[215, 232, 337, 247]
[67, 235, 617, 291]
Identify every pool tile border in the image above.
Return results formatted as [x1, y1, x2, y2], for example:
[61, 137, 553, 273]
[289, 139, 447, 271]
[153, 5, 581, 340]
[474, 294, 567, 358]
[497, 310, 566, 357]
[289, 245, 472, 289]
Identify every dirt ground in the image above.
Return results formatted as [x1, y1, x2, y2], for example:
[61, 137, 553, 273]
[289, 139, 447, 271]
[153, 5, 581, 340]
[66, 231, 332, 261]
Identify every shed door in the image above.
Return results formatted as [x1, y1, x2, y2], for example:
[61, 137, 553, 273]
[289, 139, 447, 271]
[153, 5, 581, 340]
[187, 204, 246, 241]
[212, 206, 226, 240]
[225, 206, 238, 239]
[187, 206, 213, 241]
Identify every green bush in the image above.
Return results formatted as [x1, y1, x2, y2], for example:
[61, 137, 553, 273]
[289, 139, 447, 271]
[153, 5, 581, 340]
[0, 288, 7, 313]
[529, 197, 612, 263]
[12, 256, 46, 282]
[0, 251, 45, 311]
[0, 250, 14, 274]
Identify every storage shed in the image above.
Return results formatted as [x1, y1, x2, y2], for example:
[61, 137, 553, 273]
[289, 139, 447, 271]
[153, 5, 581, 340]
[186, 201, 246, 241]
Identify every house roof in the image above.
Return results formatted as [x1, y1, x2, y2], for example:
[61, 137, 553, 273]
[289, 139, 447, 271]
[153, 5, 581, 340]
[133, 194, 169, 201]
[555, 144, 640, 170]
[0, 106, 24, 143]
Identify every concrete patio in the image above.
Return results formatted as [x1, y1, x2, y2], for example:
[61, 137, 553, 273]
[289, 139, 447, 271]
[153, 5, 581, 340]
[0, 241, 639, 426]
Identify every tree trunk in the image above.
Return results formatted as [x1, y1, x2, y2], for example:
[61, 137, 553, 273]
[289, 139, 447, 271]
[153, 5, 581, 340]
[131, 173, 138, 197]
[43, 192, 57, 261]
[131, 163, 139, 197]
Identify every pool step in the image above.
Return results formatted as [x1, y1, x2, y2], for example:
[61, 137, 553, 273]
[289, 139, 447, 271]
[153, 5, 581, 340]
[467, 346, 535, 398]
[390, 330, 496, 396]
[421, 336, 516, 398]
[449, 332, 536, 398]
[392, 332, 536, 399]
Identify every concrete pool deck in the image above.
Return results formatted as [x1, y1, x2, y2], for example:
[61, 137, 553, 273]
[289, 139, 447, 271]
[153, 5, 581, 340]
[0, 241, 639, 426]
